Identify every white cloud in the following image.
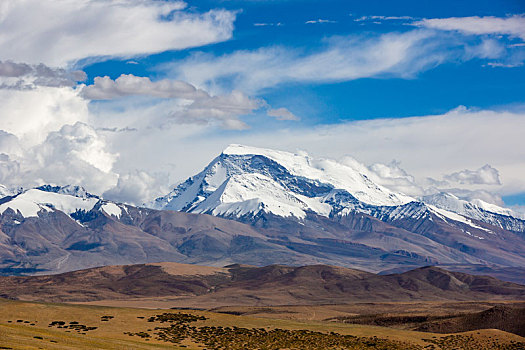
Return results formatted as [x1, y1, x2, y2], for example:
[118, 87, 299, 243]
[1, 81, 523, 207]
[254, 22, 283, 27]
[354, 15, 414, 23]
[0, 86, 88, 146]
[336, 155, 505, 204]
[0, 60, 31, 77]
[0, 60, 86, 89]
[0, 0, 237, 66]
[267, 107, 299, 121]
[170, 29, 508, 94]
[0, 83, 120, 196]
[83, 74, 267, 130]
[145, 106, 525, 200]
[443, 189, 505, 206]
[443, 164, 501, 185]
[170, 90, 263, 130]
[103, 170, 169, 206]
[366, 160, 421, 196]
[338, 156, 423, 197]
[81, 74, 208, 100]
[0, 130, 23, 157]
[0, 153, 20, 185]
[39, 122, 117, 174]
[305, 19, 337, 24]
[0, 123, 119, 195]
[414, 15, 525, 40]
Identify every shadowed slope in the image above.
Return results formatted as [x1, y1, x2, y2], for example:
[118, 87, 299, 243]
[416, 305, 525, 337]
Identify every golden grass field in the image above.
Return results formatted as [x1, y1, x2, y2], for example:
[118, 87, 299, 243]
[1, 298, 525, 349]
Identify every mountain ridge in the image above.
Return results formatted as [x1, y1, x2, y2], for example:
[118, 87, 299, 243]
[0, 262, 523, 307]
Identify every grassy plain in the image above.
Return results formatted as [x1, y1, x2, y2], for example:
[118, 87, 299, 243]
[1, 298, 524, 349]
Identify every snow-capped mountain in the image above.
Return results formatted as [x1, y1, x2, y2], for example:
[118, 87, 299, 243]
[2, 146, 525, 278]
[154, 144, 525, 235]
[149, 144, 525, 272]
[0, 185, 126, 220]
[153, 144, 414, 218]
[421, 192, 525, 232]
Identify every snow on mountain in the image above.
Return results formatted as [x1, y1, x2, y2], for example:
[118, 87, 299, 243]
[153, 144, 414, 219]
[0, 184, 17, 198]
[154, 145, 525, 236]
[0, 188, 99, 218]
[422, 192, 525, 232]
[100, 202, 124, 218]
[0, 185, 125, 219]
[223, 144, 414, 206]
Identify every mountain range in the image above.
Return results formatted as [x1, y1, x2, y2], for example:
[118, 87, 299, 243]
[0, 145, 524, 282]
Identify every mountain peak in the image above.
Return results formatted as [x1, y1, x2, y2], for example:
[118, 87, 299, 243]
[155, 145, 414, 218]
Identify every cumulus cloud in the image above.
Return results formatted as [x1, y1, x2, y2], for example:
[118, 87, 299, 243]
[0, 123, 118, 195]
[414, 15, 525, 40]
[340, 156, 504, 201]
[443, 164, 501, 185]
[267, 108, 299, 121]
[103, 170, 169, 206]
[38, 123, 117, 174]
[339, 156, 421, 196]
[0, 0, 236, 66]
[170, 29, 513, 94]
[0, 86, 88, 146]
[0, 61, 31, 77]
[366, 160, 421, 196]
[0, 82, 121, 196]
[0, 130, 23, 157]
[0, 153, 20, 186]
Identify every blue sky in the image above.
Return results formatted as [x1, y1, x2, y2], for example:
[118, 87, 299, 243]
[0, 0, 524, 208]
[82, 0, 525, 123]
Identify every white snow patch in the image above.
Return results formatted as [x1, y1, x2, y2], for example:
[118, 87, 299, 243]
[428, 205, 494, 234]
[101, 202, 122, 218]
[465, 231, 485, 240]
